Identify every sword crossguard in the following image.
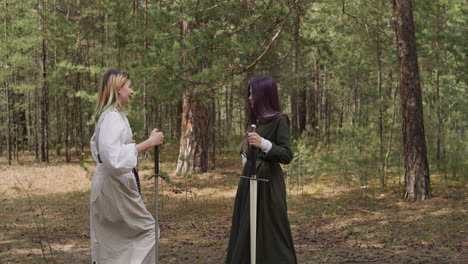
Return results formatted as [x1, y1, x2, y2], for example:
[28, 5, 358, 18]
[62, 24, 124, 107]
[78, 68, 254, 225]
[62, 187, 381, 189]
[148, 174, 167, 180]
[240, 176, 269, 182]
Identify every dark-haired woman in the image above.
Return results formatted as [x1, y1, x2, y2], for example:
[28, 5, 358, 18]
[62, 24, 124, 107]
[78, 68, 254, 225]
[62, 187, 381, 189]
[90, 69, 164, 264]
[226, 75, 297, 264]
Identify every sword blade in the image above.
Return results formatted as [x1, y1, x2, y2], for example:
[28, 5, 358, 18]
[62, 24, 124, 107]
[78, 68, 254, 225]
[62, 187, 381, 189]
[154, 146, 159, 264]
[250, 176, 258, 264]
[247, 124, 258, 264]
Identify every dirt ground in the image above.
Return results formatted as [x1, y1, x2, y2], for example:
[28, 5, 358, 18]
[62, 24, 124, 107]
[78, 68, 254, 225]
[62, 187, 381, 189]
[0, 153, 466, 264]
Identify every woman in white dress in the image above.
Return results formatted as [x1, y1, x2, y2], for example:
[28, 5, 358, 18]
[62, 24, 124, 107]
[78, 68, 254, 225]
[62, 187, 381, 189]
[89, 69, 164, 264]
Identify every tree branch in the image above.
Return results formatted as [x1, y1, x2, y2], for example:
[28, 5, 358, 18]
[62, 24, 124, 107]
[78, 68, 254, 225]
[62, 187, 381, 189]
[342, 0, 392, 40]
[172, 0, 233, 27]
[231, 0, 299, 74]
[223, 14, 263, 37]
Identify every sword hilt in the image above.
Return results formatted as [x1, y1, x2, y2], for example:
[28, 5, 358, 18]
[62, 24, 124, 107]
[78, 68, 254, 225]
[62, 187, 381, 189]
[149, 146, 167, 181]
[249, 124, 257, 176]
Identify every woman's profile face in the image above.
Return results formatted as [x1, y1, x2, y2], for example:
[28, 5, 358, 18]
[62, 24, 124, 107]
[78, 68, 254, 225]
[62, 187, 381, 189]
[249, 87, 254, 108]
[118, 80, 134, 106]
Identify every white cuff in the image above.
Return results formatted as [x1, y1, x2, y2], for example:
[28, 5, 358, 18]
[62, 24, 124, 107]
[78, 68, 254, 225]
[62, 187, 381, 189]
[260, 138, 272, 153]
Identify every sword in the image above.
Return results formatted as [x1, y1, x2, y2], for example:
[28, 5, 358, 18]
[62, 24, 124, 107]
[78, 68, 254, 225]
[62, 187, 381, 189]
[239, 124, 268, 264]
[153, 146, 166, 264]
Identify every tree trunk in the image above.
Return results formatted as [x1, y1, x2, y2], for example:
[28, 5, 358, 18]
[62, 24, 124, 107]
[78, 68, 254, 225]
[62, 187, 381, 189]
[309, 57, 319, 136]
[384, 76, 398, 184]
[99, 0, 105, 66]
[375, 10, 385, 187]
[208, 96, 216, 170]
[34, 88, 39, 161]
[434, 1, 443, 161]
[338, 92, 344, 131]
[27, 91, 32, 152]
[322, 66, 328, 143]
[12, 86, 18, 160]
[55, 91, 61, 156]
[5, 80, 11, 165]
[143, 0, 149, 137]
[176, 93, 213, 174]
[74, 71, 84, 159]
[65, 95, 70, 162]
[352, 63, 360, 126]
[393, 0, 431, 201]
[290, 6, 300, 136]
[294, 5, 306, 135]
[39, 0, 49, 162]
[290, 86, 298, 135]
[4, 0, 11, 164]
[176, 19, 215, 174]
[133, 0, 138, 24]
[177, 98, 182, 137]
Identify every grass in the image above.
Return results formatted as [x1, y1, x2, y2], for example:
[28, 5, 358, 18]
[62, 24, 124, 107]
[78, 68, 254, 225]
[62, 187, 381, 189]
[0, 150, 466, 264]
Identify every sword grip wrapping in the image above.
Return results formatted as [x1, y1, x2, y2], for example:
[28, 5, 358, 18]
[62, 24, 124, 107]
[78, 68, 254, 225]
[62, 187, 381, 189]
[249, 124, 257, 177]
[154, 146, 159, 175]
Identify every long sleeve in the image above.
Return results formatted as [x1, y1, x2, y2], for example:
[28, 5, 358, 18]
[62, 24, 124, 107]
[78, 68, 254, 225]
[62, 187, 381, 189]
[259, 138, 272, 153]
[98, 111, 138, 174]
[258, 116, 293, 164]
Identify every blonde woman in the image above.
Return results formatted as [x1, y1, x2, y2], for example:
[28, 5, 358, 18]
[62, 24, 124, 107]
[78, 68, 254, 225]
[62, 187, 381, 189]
[90, 69, 163, 264]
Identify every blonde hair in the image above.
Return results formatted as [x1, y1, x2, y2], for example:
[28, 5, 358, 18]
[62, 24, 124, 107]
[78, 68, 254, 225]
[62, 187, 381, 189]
[94, 69, 130, 122]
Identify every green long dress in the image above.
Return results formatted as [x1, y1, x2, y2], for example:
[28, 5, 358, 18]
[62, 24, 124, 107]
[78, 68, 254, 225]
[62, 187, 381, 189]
[226, 115, 297, 264]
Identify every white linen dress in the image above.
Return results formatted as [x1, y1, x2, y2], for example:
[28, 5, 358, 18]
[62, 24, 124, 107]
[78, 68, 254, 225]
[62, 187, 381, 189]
[90, 109, 155, 264]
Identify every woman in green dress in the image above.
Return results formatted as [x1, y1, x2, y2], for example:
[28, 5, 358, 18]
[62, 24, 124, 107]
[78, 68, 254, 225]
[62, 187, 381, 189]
[226, 75, 297, 264]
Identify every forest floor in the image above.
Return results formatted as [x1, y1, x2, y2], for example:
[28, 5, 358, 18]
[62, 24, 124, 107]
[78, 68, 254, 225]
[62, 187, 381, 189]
[0, 148, 466, 264]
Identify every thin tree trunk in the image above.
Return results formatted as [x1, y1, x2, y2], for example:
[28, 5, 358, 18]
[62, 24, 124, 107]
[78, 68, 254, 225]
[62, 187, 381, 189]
[55, 92, 61, 156]
[76, 71, 84, 160]
[14, 91, 19, 161]
[309, 57, 318, 136]
[384, 75, 398, 183]
[294, 5, 306, 135]
[176, 98, 182, 140]
[352, 63, 360, 126]
[27, 91, 32, 152]
[375, 8, 385, 187]
[290, 87, 298, 135]
[143, 0, 149, 137]
[53, 0, 59, 157]
[290, 5, 301, 136]
[4, 0, 11, 164]
[34, 87, 39, 161]
[322, 66, 328, 143]
[339, 93, 344, 131]
[326, 99, 331, 147]
[209, 96, 216, 170]
[65, 95, 70, 162]
[100, 0, 105, 66]
[5, 80, 11, 164]
[39, 0, 49, 162]
[434, 1, 443, 161]
[133, 0, 138, 24]
[393, 0, 431, 201]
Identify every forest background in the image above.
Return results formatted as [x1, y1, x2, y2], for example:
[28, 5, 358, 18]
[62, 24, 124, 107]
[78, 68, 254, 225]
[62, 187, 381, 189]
[0, 0, 466, 263]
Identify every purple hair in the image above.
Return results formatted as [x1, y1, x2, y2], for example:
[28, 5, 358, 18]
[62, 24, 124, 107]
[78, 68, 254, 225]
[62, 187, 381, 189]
[247, 75, 285, 125]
